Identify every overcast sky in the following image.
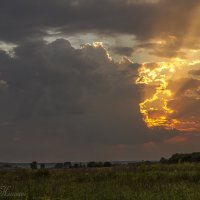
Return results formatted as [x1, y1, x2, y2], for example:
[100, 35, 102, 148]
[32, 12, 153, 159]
[0, 0, 200, 162]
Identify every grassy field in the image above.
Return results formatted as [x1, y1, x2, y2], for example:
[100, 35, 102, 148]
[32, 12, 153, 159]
[1, 163, 200, 200]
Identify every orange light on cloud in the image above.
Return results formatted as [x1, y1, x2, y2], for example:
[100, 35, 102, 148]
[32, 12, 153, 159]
[144, 141, 156, 149]
[136, 62, 181, 130]
[164, 136, 188, 144]
[136, 61, 200, 132]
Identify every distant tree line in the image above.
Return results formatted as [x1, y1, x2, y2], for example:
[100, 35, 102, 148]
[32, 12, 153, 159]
[30, 161, 38, 169]
[30, 161, 112, 169]
[87, 161, 112, 168]
[30, 161, 50, 169]
[160, 152, 200, 164]
[55, 161, 112, 168]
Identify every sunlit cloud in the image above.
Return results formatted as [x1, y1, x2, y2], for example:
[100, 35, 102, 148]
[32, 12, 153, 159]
[136, 60, 200, 133]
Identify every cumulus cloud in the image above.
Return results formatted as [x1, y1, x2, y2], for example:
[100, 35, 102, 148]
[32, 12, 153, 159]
[0, 38, 155, 161]
[0, 38, 184, 161]
[0, 39, 128, 119]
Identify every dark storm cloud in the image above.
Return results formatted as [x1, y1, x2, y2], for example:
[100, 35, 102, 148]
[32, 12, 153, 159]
[0, 38, 178, 161]
[111, 47, 134, 57]
[0, 39, 121, 119]
[1, 0, 200, 48]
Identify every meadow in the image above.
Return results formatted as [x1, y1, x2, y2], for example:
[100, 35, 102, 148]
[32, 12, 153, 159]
[1, 163, 200, 200]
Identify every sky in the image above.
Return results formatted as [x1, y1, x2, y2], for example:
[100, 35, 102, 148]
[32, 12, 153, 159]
[0, 0, 200, 162]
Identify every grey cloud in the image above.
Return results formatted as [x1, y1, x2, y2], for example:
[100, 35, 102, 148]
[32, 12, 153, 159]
[0, 80, 8, 91]
[0, 38, 179, 161]
[111, 47, 134, 57]
[0, 39, 121, 119]
[0, 39, 140, 125]
[0, 0, 200, 47]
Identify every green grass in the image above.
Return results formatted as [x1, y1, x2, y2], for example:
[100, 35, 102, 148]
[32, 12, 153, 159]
[1, 163, 200, 200]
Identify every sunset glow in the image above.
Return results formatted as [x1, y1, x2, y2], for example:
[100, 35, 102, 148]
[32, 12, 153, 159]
[136, 61, 200, 132]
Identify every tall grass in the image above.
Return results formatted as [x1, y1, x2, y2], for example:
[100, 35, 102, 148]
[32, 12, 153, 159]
[1, 163, 200, 199]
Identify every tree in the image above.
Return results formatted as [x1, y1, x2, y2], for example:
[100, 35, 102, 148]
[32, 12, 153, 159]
[64, 162, 71, 168]
[161, 152, 200, 164]
[40, 163, 45, 169]
[73, 163, 80, 168]
[87, 162, 96, 168]
[103, 162, 112, 167]
[87, 162, 103, 168]
[160, 157, 168, 164]
[30, 161, 38, 170]
[55, 163, 64, 169]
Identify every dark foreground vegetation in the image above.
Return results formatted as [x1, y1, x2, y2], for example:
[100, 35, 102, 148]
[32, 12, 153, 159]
[1, 163, 200, 200]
